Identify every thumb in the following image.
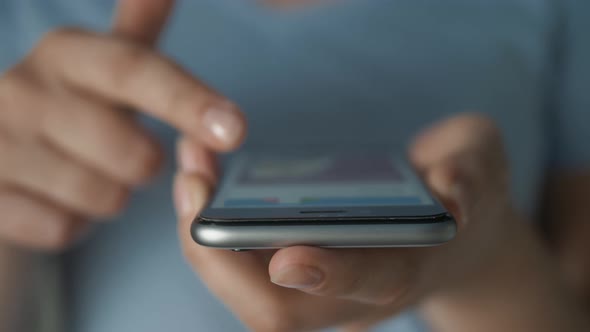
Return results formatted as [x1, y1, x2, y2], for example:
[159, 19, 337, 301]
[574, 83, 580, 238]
[269, 246, 423, 306]
[112, 0, 175, 46]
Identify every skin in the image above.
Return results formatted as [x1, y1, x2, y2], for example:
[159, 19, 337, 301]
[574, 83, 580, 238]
[1, 0, 590, 331]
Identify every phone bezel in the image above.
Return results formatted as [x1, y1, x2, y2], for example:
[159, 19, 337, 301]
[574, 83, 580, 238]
[199, 204, 448, 222]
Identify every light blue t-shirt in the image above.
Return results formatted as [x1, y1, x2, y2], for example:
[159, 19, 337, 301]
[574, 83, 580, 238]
[1, 1, 589, 331]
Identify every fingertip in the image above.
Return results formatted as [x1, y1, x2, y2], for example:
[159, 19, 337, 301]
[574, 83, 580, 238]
[176, 137, 219, 183]
[173, 172, 211, 220]
[201, 101, 247, 152]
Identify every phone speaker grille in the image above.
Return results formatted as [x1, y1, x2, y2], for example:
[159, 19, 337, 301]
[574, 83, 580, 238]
[299, 210, 346, 214]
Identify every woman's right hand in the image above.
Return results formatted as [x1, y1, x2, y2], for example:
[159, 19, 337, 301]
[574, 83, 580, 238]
[0, 0, 246, 251]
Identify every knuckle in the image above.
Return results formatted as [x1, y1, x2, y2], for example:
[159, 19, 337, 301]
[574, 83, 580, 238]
[309, 262, 366, 298]
[0, 68, 32, 106]
[0, 69, 47, 134]
[58, 169, 128, 217]
[328, 271, 364, 298]
[108, 44, 154, 90]
[371, 283, 411, 306]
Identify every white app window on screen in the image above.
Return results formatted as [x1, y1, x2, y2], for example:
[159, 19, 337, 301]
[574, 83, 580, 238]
[212, 152, 432, 208]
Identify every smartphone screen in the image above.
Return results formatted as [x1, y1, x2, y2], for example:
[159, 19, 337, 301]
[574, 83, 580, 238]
[196, 148, 455, 248]
[211, 150, 433, 210]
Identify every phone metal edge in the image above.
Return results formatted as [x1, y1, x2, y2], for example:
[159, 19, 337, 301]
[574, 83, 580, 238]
[191, 216, 456, 249]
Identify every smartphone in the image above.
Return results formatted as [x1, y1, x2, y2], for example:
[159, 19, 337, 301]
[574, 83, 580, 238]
[192, 146, 456, 249]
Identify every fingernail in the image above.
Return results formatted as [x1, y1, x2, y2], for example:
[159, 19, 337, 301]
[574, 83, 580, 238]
[202, 102, 244, 147]
[271, 265, 323, 289]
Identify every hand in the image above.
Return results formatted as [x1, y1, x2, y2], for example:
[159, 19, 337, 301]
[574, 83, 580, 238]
[176, 114, 529, 331]
[0, 0, 246, 251]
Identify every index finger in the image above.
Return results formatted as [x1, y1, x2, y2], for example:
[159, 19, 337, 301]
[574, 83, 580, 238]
[32, 28, 246, 151]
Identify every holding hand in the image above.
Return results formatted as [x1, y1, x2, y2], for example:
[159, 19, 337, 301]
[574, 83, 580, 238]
[176, 114, 546, 331]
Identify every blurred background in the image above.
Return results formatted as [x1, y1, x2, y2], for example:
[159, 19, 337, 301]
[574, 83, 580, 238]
[0, 0, 588, 331]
